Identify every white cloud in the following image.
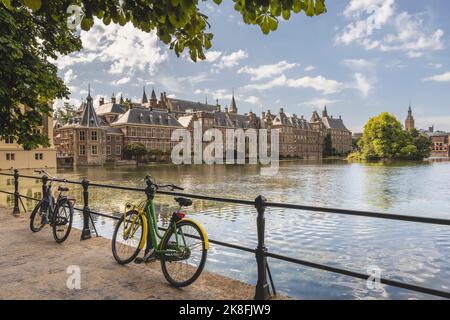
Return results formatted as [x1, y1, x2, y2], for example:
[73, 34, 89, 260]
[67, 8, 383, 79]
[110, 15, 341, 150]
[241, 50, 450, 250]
[204, 51, 222, 62]
[53, 20, 168, 76]
[213, 50, 248, 70]
[342, 58, 373, 70]
[63, 69, 77, 84]
[424, 71, 450, 82]
[244, 74, 344, 95]
[244, 95, 261, 105]
[299, 98, 338, 108]
[112, 76, 131, 86]
[304, 65, 315, 72]
[353, 73, 372, 97]
[336, 0, 444, 58]
[195, 88, 232, 101]
[237, 61, 298, 80]
[428, 62, 443, 69]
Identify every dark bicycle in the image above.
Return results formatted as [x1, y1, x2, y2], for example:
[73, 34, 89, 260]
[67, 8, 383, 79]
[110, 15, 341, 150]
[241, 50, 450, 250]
[30, 169, 74, 243]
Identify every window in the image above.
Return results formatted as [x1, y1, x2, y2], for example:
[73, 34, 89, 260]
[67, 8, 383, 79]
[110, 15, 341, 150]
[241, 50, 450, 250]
[5, 136, 14, 144]
[107, 135, 111, 142]
[91, 145, 98, 155]
[6, 153, 15, 161]
[116, 145, 121, 155]
[79, 131, 85, 141]
[34, 153, 43, 160]
[79, 145, 86, 155]
[115, 135, 121, 142]
[106, 146, 111, 155]
[91, 131, 97, 141]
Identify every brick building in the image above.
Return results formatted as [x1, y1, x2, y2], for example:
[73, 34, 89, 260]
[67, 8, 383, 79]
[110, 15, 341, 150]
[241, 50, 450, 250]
[55, 88, 352, 165]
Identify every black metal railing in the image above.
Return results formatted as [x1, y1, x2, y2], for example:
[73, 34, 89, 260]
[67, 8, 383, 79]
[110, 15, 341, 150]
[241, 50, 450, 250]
[1, 169, 450, 300]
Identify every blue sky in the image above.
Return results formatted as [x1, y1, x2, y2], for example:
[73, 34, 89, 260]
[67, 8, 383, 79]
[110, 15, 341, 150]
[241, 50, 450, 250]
[55, 0, 450, 132]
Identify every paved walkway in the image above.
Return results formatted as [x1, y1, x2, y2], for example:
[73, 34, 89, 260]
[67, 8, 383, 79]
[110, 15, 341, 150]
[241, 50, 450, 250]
[0, 206, 256, 300]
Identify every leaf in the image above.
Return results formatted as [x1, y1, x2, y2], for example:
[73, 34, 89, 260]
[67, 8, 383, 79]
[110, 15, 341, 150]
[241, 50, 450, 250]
[306, 0, 315, 17]
[213, 0, 222, 4]
[80, 17, 93, 31]
[24, 0, 41, 12]
[282, 10, 291, 20]
[268, 16, 278, 31]
[1, 0, 12, 9]
[292, 0, 302, 13]
[315, 0, 326, 15]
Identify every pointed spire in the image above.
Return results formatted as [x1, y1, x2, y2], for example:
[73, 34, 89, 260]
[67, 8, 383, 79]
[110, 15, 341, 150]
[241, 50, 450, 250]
[80, 90, 100, 128]
[322, 105, 328, 118]
[150, 87, 157, 101]
[87, 84, 92, 101]
[120, 94, 124, 104]
[205, 96, 208, 105]
[142, 86, 148, 104]
[111, 92, 116, 104]
[230, 88, 237, 113]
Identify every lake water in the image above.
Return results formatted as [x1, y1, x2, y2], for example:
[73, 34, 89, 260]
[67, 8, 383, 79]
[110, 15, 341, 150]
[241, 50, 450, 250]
[2, 159, 450, 299]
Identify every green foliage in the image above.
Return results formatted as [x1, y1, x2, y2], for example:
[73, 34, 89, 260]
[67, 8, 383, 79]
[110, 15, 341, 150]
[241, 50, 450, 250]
[1, 0, 327, 149]
[354, 112, 432, 161]
[323, 132, 334, 157]
[54, 103, 76, 125]
[0, 1, 81, 150]
[123, 142, 147, 160]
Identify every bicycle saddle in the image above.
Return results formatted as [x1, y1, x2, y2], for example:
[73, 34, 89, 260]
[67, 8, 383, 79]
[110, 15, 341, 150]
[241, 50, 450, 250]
[58, 186, 69, 192]
[174, 197, 192, 207]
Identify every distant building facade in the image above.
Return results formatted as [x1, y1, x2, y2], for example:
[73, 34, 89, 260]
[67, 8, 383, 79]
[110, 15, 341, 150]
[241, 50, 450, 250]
[0, 105, 56, 170]
[55, 87, 352, 165]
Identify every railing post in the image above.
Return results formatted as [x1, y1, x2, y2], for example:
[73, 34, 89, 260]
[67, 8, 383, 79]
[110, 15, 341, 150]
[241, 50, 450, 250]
[12, 169, 20, 215]
[254, 195, 270, 300]
[81, 178, 92, 240]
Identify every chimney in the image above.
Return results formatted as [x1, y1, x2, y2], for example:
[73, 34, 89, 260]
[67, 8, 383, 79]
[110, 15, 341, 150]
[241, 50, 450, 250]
[262, 111, 266, 118]
[339, 115, 341, 119]
[225, 107, 229, 113]
[279, 107, 284, 113]
[99, 97, 104, 106]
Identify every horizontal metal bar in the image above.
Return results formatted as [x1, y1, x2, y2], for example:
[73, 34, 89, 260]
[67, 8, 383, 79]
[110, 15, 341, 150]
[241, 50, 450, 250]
[2, 188, 449, 299]
[265, 202, 450, 226]
[265, 251, 450, 299]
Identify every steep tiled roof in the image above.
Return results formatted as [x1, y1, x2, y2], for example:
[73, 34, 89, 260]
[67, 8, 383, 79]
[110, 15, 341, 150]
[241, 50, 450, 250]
[111, 108, 182, 127]
[322, 117, 350, 131]
[168, 98, 217, 113]
[96, 103, 127, 115]
[79, 93, 101, 127]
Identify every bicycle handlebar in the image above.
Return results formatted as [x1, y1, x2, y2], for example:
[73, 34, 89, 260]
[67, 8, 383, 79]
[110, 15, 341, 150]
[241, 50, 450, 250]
[145, 175, 184, 191]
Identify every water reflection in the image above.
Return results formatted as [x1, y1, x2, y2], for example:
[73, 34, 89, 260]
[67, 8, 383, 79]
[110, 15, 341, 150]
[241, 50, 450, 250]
[1, 159, 450, 299]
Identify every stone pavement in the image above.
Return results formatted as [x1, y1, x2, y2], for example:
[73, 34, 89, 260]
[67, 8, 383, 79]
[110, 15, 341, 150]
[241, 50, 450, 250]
[0, 207, 258, 300]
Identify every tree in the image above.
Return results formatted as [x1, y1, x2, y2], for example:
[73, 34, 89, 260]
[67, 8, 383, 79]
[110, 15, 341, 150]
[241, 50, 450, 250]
[123, 142, 147, 161]
[54, 102, 76, 125]
[323, 132, 334, 157]
[1, 0, 327, 149]
[353, 112, 432, 161]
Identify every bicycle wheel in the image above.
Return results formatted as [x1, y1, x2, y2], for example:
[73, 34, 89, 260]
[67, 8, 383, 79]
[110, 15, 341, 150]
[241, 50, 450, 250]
[112, 210, 144, 265]
[30, 200, 47, 232]
[52, 199, 74, 243]
[160, 220, 208, 287]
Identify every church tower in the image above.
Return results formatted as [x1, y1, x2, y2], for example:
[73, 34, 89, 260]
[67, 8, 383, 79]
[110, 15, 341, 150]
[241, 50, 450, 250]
[405, 104, 415, 131]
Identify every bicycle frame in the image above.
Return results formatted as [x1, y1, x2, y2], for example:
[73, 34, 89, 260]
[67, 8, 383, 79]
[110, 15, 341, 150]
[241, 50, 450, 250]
[122, 198, 209, 257]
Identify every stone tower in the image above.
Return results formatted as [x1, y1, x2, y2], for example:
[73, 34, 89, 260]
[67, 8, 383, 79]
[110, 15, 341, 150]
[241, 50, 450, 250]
[405, 105, 415, 131]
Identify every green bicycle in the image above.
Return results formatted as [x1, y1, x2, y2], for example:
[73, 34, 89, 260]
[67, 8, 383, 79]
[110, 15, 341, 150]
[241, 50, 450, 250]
[111, 175, 208, 287]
